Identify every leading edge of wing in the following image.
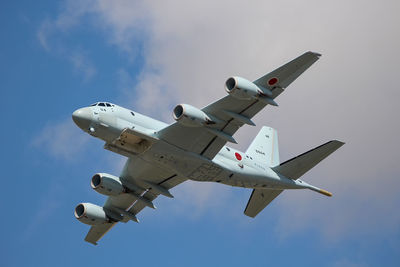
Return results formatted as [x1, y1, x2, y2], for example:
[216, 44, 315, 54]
[157, 51, 321, 160]
[82, 157, 187, 245]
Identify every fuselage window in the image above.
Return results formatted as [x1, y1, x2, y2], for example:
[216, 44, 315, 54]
[226, 147, 230, 151]
[131, 112, 135, 116]
[98, 103, 105, 107]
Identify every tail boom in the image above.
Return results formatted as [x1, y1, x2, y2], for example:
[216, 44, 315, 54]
[272, 140, 344, 197]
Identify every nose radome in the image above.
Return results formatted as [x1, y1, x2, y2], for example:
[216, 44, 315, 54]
[72, 107, 93, 130]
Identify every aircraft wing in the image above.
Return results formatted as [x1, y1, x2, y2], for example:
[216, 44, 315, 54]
[158, 51, 321, 159]
[84, 156, 186, 245]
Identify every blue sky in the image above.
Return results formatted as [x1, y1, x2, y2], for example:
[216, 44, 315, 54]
[2, 1, 400, 266]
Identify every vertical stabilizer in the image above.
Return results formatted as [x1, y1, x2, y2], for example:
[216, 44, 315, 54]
[245, 126, 280, 167]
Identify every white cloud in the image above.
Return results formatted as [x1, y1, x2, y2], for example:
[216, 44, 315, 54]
[39, 0, 400, 243]
[37, 1, 98, 81]
[69, 50, 96, 81]
[32, 118, 90, 161]
[37, 20, 51, 51]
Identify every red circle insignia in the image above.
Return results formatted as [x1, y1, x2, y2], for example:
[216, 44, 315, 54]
[235, 152, 242, 161]
[268, 77, 278, 86]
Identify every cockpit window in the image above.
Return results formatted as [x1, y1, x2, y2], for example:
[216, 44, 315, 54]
[91, 102, 115, 107]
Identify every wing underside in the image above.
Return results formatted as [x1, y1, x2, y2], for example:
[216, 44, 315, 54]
[158, 51, 321, 160]
[84, 156, 186, 245]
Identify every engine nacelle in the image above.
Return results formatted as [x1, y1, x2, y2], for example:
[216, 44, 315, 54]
[173, 104, 215, 127]
[91, 173, 124, 196]
[74, 203, 110, 225]
[225, 76, 272, 100]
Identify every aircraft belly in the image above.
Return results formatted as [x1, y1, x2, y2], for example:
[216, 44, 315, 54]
[142, 142, 211, 178]
[187, 163, 224, 182]
[143, 142, 259, 187]
[141, 141, 301, 190]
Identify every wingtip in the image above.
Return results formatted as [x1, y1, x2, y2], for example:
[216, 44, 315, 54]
[309, 51, 322, 57]
[85, 239, 98, 246]
[332, 140, 346, 146]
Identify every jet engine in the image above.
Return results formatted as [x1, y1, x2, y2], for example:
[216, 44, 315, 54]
[74, 203, 110, 225]
[225, 76, 272, 100]
[91, 173, 125, 196]
[173, 104, 216, 127]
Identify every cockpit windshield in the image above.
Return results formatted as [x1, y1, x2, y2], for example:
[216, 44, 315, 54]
[90, 102, 115, 107]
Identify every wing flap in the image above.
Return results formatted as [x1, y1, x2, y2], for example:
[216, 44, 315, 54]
[244, 189, 283, 218]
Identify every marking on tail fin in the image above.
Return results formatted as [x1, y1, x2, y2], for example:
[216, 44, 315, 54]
[245, 126, 280, 167]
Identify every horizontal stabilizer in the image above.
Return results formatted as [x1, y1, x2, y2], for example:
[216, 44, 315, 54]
[244, 189, 283, 218]
[273, 140, 344, 180]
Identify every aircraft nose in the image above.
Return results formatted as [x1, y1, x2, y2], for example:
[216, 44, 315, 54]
[72, 107, 93, 130]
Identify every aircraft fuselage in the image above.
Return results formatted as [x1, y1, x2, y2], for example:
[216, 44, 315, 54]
[72, 103, 309, 191]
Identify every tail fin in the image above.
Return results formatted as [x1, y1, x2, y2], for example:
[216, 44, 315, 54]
[272, 140, 344, 180]
[243, 139, 344, 218]
[245, 126, 280, 167]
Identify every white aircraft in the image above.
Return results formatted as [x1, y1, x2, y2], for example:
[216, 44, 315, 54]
[72, 51, 344, 245]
